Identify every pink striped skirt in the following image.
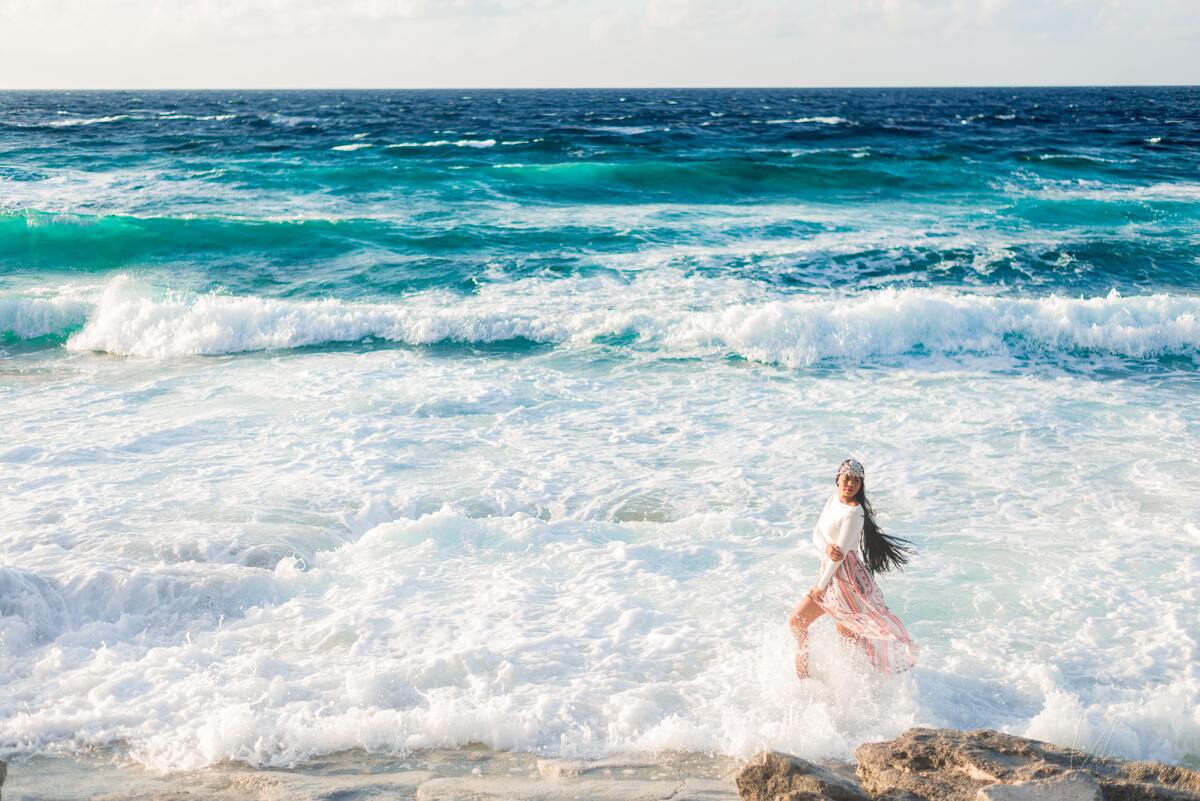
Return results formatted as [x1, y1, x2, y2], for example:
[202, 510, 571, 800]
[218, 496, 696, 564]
[812, 551, 918, 674]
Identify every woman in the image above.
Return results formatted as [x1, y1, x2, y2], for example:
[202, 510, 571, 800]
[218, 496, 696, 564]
[788, 458, 918, 677]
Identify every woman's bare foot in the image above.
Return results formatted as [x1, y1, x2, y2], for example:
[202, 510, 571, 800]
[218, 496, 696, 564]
[794, 653, 810, 679]
[788, 593, 825, 681]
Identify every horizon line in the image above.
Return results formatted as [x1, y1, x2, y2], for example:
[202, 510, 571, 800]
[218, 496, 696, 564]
[2, 83, 1198, 92]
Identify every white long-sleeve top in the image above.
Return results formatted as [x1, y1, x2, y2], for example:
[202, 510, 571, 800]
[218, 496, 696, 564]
[811, 494, 865, 591]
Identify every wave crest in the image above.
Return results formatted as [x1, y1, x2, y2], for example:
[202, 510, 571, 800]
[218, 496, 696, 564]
[4, 277, 1198, 365]
[0, 294, 92, 340]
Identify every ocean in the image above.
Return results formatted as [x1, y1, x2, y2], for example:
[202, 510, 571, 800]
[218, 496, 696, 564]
[1, 87, 1197, 771]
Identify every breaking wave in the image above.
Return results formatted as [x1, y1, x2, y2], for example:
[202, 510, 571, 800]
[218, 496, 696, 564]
[3, 276, 1197, 365]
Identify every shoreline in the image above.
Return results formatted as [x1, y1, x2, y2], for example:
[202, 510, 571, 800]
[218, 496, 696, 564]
[6, 728, 1200, 801]
[3, 745, 763, 801]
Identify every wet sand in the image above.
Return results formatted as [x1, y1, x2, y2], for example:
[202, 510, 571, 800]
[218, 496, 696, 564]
[3, 746, 842, 801]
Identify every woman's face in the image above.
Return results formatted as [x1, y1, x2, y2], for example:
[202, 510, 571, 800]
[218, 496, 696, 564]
[836, 472, 861, 498]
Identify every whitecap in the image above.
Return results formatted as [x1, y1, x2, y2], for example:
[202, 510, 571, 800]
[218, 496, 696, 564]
[594, 126, 656, 135]
[1036, 153, 1131, 164]
[385, 139, 496, 148]
[156, 113, 237, 121]
[46, 115, 132, 127]
[763, 116, 847, 125]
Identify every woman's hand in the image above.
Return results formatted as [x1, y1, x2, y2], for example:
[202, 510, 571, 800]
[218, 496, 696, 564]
[826, 544, 844, 562]
[807, 586, 822, 601]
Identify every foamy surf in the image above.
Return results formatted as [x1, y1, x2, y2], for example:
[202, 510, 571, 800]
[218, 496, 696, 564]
[4, 276, 1197, 365]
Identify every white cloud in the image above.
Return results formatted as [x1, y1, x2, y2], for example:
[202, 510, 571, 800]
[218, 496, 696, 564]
[0, 0, 1195, 87]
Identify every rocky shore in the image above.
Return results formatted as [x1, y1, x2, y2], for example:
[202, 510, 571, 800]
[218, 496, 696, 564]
[738, 728, 1200, 801]
[2, 728, 1197, 801]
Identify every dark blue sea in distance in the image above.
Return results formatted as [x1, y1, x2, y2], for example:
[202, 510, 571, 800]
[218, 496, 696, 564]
[1, 88, 1199, 771]
[2, 88, 1198, 307]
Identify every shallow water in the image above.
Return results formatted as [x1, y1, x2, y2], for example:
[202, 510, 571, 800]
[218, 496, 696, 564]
[1, 88, 1198, 771]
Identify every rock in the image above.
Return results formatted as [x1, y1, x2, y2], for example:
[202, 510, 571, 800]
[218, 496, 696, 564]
[854, 728, 1200, 801]
[735, 751, 869, 801]
[976, 770, 1101, 801]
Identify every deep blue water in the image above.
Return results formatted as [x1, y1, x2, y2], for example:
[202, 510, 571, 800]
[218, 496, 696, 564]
[0, 88, 1198, 363]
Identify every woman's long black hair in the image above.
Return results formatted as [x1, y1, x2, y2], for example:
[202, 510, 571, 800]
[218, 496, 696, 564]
[842, 469, 916, 575]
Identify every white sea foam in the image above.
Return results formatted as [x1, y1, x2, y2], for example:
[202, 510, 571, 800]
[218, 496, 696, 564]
[1036, 153, 1133, 164]
[45, 115, 132, 127]
[156, 113, 238, 121]
[0, 293, 92, 338]
[386, 139, 497, 148]
[594, 126, 656, 135]
[763, 117, 847, 125]
[1, 339, 1196, 770]
[1010, 177, 1200, 203]
[0, 168, 448, 221]
[23, 276, 1200, 364]
[331, 142, 374, 151]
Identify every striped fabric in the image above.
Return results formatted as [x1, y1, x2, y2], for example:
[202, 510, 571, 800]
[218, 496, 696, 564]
[812, 551, 918, 674]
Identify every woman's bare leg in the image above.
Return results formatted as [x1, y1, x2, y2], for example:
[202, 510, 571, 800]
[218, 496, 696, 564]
[787, 595, 826, 679]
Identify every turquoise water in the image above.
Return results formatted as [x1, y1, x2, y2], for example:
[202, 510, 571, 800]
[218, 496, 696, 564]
[0, 88, 1198, 770]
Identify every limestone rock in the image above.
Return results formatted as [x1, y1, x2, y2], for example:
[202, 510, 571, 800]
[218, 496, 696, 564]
[735, 751, 869, 801]
[875, 792, 927, 801]
[976, 770, 1101, 801]
[854, 728, 1200, 801]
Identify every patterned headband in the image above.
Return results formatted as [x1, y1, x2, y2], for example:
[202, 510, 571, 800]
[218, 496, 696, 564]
[837, 459, 865, 480]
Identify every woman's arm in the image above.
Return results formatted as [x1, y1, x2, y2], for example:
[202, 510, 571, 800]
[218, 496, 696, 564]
[811, 496, 832, 555]
[812, 523, 826, 556]
[814, 510, 863, 591]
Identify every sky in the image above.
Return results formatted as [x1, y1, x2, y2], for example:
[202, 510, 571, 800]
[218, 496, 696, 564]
[0, 0, 1197, 89]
